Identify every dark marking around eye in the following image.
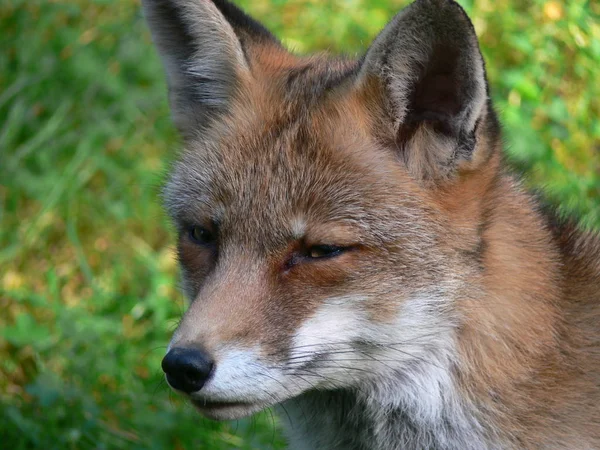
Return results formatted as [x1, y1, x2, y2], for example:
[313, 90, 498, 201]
[283, 243, 351, 272]
[188, 225, 216, 247]
[307, 244, 346, 259]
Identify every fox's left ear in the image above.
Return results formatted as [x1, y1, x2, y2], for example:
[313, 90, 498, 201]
[356, 0, 489, 181]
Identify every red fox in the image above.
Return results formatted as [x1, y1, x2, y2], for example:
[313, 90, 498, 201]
[142, 0, 600, 448]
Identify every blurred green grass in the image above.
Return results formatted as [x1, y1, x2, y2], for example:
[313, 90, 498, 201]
[1, 0, 598, 448]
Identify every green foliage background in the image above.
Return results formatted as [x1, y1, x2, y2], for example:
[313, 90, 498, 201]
[1, 0, 598, 448]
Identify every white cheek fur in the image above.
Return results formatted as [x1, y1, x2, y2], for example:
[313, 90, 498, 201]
[290, 295, 370, 366]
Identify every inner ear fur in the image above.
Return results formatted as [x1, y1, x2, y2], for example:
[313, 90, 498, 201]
[142, 0, 281, 135]
[355, 0, 490, 182]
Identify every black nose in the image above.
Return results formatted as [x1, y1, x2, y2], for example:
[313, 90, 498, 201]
[161, 347, 214, 394]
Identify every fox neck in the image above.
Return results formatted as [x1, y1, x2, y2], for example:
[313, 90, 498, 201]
[279, 358, 491, 450]
[281, 173, 569, 450]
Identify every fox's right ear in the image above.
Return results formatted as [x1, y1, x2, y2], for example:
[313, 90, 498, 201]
[142, 0, 278, 135]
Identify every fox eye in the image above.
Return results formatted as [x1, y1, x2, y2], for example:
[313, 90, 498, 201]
[307, 245, 345, 259]
[188, 226, 215, 246]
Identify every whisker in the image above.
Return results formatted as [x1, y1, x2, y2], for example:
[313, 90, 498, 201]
[258, 373, 295, 423]
[266, 406, 277, 445]
[139, 345, 169, 363]
[152, 373, 168, 397]
[282, 364, 376, 375]
[371, 345, 447, 371]
[271, 328, 456, 360]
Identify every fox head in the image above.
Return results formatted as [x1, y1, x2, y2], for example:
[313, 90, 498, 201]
[144, 0, 502, 420]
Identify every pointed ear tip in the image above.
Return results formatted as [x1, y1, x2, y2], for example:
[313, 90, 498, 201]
[140, 0, 165, 7]
[414, 0, 482, 54]
[412, 0, 467, 12]
[408, 0, 475, 27]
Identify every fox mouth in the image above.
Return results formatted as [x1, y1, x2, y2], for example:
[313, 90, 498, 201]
[190, 398, 267, 420]
[191, 398, 250, 409]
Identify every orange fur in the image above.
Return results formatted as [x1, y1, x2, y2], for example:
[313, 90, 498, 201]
[143, 0, 600, 447]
